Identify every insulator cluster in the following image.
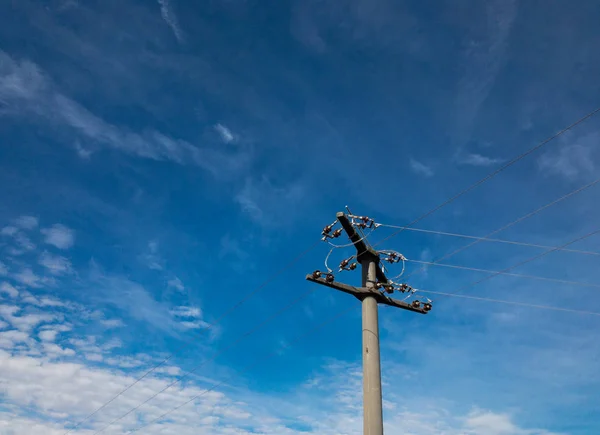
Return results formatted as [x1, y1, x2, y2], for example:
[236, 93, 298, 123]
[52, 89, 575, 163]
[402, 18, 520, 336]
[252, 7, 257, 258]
[312, 270, 335, 283]
[339, 257, 358, 272]
[349, 214, 375, 230]
[321, 221, 343, 241]
[410, 300, 433, 312]
[379, 250, 406, 264]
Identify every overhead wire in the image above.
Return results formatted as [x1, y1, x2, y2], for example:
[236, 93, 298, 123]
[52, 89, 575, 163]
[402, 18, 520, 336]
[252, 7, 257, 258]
[447, 227, 600, 297]
[62, 239, 320, 435]
[399, 176, 600, 283]
[415, 290, 600, 316]
[376, 225, 600, 257]
[367, 106, 600, 254]
[123, 305, 355, 434]
[90, 286, 318, 435]
[405, 258, 600, 290]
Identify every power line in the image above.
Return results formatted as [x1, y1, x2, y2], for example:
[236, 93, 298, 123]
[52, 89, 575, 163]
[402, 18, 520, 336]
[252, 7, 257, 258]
[400, 176, 600, 282]
[377, 225, 600, 257]
[370, 106, 600, 251]
[416, 289, 600, 316]
[63, 239, 320, 434]
[449, 228, 600, 296]
[90, 287, 318, 435]
[406, 259, 600, 290]
[124, 305, 355, 434]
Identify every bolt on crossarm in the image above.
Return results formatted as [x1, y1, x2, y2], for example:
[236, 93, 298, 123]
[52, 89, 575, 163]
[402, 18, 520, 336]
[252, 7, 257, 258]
[306, 212, 430, 435]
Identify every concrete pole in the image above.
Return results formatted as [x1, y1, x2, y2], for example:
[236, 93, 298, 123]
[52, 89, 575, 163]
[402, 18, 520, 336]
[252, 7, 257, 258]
[362, 259, 384, 435]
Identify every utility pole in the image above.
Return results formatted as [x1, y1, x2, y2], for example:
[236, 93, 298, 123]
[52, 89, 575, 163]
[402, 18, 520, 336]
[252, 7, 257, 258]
[306, 211, 431, 435]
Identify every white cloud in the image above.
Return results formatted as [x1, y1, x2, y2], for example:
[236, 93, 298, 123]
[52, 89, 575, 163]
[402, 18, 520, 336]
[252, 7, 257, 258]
[0, 226, 18, 236]
[215, 123, 236, 143]
[5, 312, 59, 333]
[5, 231, 36, 255]
[39, 329, 59, 342]
[180, 320, 211, 329]
[170, 306, 202, 318]
[39, 252, 72, 275]
[458, 152, 503, 167]
[157, 0, 185, 43]
[100, 318, 125, 329]
[538, 143, 596, 180]
[15, 215, 39, 229]
[409, 158, 434, 177]
[167, 277, 185, 292]
[0, 330, 30, 349]
[145, 240, 163, 270]
[13, 268, 43, 288]
[0, 282, 19, 298]
[1, 51, 251, 179]
[42, 224, 75, 249]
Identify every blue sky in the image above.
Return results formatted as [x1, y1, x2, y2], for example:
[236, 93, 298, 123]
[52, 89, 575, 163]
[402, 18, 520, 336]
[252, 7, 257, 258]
[1, 0, 600, 434]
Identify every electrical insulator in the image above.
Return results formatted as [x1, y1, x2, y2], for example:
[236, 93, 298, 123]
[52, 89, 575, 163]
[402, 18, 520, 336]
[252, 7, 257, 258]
[349, 263, 357, 270]
[423, 303, 432, 312]
[332, 229, 343, 238]
[375, 282, 383, 289]
[312, 270, 322, 279]
[384, 285, 394, 294]
[357, 222, 367, 229]
[340, 259, 349, 268]
[411, 300, 421, 309]
[399, 284, 409, 293]
[322, 224, 333, 235]
[325, 273, 335, 283]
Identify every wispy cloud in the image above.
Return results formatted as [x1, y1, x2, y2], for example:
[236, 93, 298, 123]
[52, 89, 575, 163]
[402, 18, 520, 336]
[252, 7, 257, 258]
[93, 273, 178, 332]
[215, 123, 236, 143]
[157, 0, 185, 43]
[235, 176, 305, 226]
[42, 224, 75, 249]
[167, 277, 185, 292]
[13, 268, 44, 288]
[409, 158, 434, 177]
[538, 143, 596, 180]
[170, 306, 202, 318]
[39, 251, 72, 275]
[457, 152, 503, 167]
[454, 0, 517, 142]
[0, 282, 18, 298]
[100, 318, 125, 329]
[144, 240, 163, 270]
[0, 51, 251, 178]
[14, 215, 38, 230]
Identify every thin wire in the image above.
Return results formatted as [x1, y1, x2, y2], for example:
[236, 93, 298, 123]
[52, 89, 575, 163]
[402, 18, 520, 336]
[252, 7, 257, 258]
[377, 225, 600, 257]
[406, 259, 600, 290]
[401, 176, 600, 282]
[324, 247, 334, 273]
[124, 305, 354, 434]
[377, 250, 406, 281]
[417, 289, 600, 316]
[62, 239, 320, 435]
[369, 107, 600, 252]
[91, 287, 318, 435]
[450, 228, 600, 297]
